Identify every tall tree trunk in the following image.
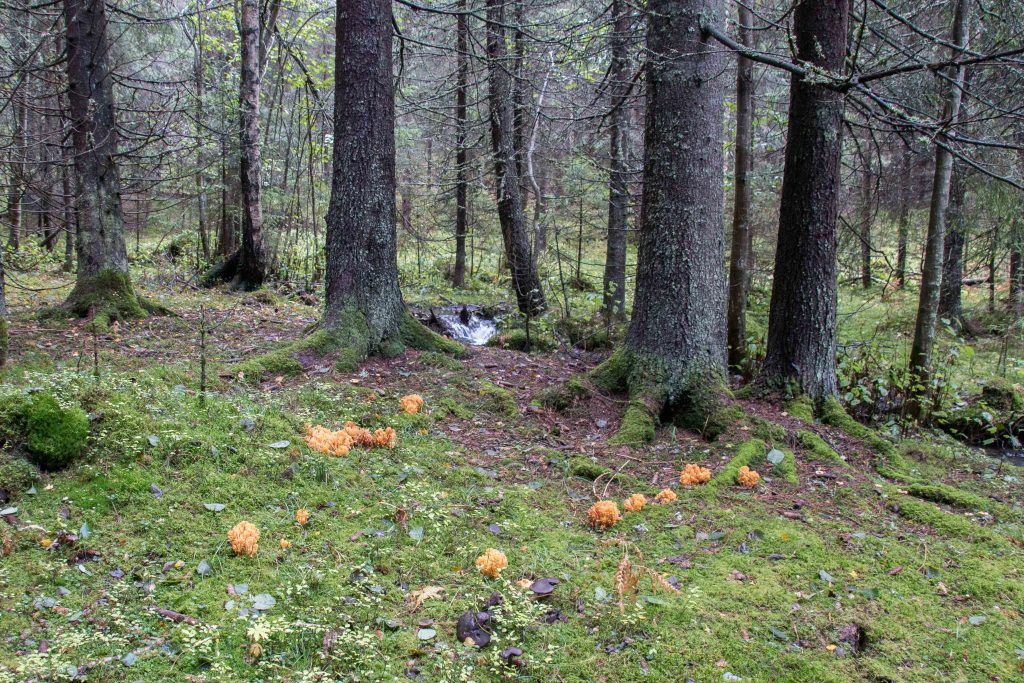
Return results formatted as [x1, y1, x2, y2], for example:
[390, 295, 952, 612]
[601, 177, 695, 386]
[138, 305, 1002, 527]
[591, 0, 727, 444]
[452, 0, 469, 287]
[859, 150, 873, 289]
[321, 0, 457, 358]
[938, 167, 966, 328]
[761, 0, 848, 401]
[601, 0, 630, 322]
[726, 0, 755, 368]
[195, 1, 211, 264]
[895, 151, 911, 289]
[233, 0, 267, 290]
[909, 0, 970, 380]
[6, 87, 26, 251]
[485, 0, 546, 316]
[63, 0, 147, 323]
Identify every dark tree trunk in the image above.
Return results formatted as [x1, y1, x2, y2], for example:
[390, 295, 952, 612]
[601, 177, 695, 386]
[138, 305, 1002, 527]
[61, 119, 75, 273]
[452, 0, 469, 287]
[64, 0, 145, 322]
[938, 168, 966, 328]
[909, 0, 970, 379]
[859, 151, 873, 289]
[1012, 247, 1023, 310]
[320, 0, 456, 360]
[726, 0, 755, 368]
[233, 0, 268, 290]
[6, 78, 27, 252]
[592, 0, 727, 444]
[761, 0, 848, 401]
[485, 0, 546, 316]
[895, 152, 911, 288]
[601, 0, 630, 322]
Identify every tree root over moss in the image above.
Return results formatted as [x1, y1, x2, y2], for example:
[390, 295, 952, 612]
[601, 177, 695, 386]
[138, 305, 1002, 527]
[234, 308, 463, 383]
[64, 270, 171, 331]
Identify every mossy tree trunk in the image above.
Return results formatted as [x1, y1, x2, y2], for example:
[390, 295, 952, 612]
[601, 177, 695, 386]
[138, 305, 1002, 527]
[63, 0, 144, 324]
[321, 0, 459, 361]
[938, 167, 966, 330]
[592, 0, 728, 444]
[760, 0, 848, 402]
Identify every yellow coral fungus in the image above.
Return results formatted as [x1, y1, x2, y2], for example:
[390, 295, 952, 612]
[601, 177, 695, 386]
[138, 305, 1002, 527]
[374, 426, 397, 449]
[623, 493, 647, 513]
[737, 465, 760, 488]
[280, 538, 292, 550]
[344, 421, 375, 448]
[303, 424, 352, 456]
[295, 508, 310, 526]
[679, 463, 712, 486]
[228, 521, 260, 557]
[587, 500, 621, 529]
[654, 488, 678, 504]
[474, 548, 508, 578]
[400, 394, 425, 414]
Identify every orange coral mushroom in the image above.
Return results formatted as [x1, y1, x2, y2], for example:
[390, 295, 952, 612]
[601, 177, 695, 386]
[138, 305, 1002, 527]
[344, 421, 375, 448]
[474, 548, 508, 578]
[228, 521, 260, 557]
[737, 465, 760, 488]
[587, 500, 621, 529]
[400, 394, 425, 414]
[295, 508, 310, 526]
[679, 463, 712, 486]
[654, 488, 678, 504]
[280, 538, 292, 550]
[623, 493, 647, 513]
[304, 424, 352, 456]
[374, 427, 397, 449]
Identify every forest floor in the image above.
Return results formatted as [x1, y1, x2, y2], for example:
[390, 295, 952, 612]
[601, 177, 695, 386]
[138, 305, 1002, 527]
[0, 273, 1023, 683]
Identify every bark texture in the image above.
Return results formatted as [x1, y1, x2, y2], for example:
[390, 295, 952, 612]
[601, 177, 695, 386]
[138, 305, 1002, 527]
[63, 0, 143, 322]
[592, 0, 728, 444]
[725, 0, 755, 368]
[761, 0, 848, 401]
[938, 168, 966, 328]
[601, 0, 630, 322]
[485, 0, 546, 316]
[452, 0, 469, 287]
[909, 0, 970, 378]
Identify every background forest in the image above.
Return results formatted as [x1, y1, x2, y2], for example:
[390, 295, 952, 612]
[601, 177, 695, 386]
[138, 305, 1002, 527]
[1, 0, 1023, 681]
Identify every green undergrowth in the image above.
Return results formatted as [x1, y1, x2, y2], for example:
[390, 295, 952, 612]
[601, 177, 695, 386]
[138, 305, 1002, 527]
[0, 357, 1022, 681]
[796, 430, 848, 467]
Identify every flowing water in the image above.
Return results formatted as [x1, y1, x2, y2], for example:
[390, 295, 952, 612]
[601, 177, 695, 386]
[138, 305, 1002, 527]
[432, 307, 498, 346]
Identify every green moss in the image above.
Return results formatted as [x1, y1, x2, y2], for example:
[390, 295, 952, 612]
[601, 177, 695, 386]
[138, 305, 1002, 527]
[236, 323, 366, 382]
[555, 318, 613, 351]
[608, 399, 657, 445]
[419, 351, 463, 371]
[435, 397, 472, 419]
[334, 347, 363, 373]
[785, 395, 815, 422]
[0, 451, 39, 495]
[535, 377, 592, 411]
[567, 457, 609, 480]
[399, 312, 465, 356]
[588, 348, 631, 393]
[751, 417, 787, 444]
[709, 438, 766, 490]
[979, 378, 1023, 413]
[770, 448, 799, 485]
[486, 327, 556, 352]
[892, 495, 996, 542]
[65, 270, 149, 330]
[22, 392, 89, 471]
[906, 483, 990, 511]
[477, 381, 518, 417]
[818, 396, 866, 435]
[796, 430, 847, 466]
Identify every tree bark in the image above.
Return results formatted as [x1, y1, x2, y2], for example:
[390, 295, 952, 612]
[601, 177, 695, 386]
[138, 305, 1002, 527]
[726, 0, 755, 368]
[592, 0, 727, 443]
[909, 0, 970, 379]
[859, 150, 873, 289]
[601, 0, 630, 322]
[938, 167, 966, 328]
[321, 0, 457, 360]
[895, 150, 911, 288]
[452, 0, 469, 287]
[760, 0, 848, 401]
[485, 0, 546, 316]
[63, 0, 145, 323]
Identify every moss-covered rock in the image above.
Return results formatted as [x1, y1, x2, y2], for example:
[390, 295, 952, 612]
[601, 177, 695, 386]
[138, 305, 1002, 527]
[64, 269, 168, 331]
[750, 417, 787, 444]
[567, 457, 608, 480]
[22, 393, 89, 471]
[979, 378, 1023, 413]
[419, 351, 463, 371]
[0, 451, 39, 495]
[486, 328, 556, 353]
[554, 318, 614, 351]
[588, 348, 632, 394]
[534, 377, 592, 412]
[399, 312, 465, 356]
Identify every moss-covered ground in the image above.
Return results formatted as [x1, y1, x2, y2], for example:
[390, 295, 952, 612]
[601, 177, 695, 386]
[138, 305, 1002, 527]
[0, 257, 1022, 682]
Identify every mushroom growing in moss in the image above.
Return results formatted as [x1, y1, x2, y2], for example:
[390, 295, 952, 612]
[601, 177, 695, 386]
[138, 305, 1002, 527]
[679, 463, 712, 486]
[295, 508, 310, 526]
[228, 521, 260, 557]
[304, 424, 352, 456]
[737, 466, 760, 488]
[400, 394, 425, 414]
[654, 488, 678, 504]
[623, 493, 647, 513]
[475, 548, 508, 578]
[587, 500, 621, 529]
[344, 421, 375, 447]
[374, 427, 397, 449]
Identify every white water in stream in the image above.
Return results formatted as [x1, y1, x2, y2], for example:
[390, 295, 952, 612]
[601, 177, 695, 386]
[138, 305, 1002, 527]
[435, 312, 497, 346]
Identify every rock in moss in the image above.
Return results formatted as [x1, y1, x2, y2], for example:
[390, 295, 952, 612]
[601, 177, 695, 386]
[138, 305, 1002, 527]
[535, 377, 592, 412]
[22, 393, 89, 471]
[0, 451, 40, 496]
[486, 328, 556, 352]
[477, 382, 518, 417]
